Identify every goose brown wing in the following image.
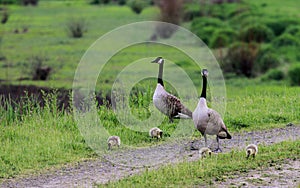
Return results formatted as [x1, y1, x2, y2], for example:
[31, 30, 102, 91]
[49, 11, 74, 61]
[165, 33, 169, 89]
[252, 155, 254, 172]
[165, 93, 192, 118]
[207, 109, 231, 139]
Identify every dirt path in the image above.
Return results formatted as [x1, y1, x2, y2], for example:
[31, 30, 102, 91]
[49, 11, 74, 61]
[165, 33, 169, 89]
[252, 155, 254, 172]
[1, 125, 300, 188]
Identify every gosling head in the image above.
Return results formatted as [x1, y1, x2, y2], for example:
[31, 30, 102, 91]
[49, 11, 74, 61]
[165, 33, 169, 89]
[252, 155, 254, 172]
[159, 130, 163, 139]
[199, 147, 212, 159]
[208, 150, 212, 157]
[151, 57, 164, 64]
[201, 69, 208, 77]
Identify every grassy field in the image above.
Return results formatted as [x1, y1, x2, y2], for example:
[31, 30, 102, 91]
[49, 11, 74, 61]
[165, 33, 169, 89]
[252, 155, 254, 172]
[0, 0, 300, 184]
[0, 1, 159, 88]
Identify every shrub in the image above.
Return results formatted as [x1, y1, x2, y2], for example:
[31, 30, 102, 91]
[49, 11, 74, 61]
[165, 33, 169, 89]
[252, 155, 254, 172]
[239, 24, 274, 43]
[261, 69, 284, 81]
[90, 0, 110, 4]
[21, 0, 38, 5]
[223, 42, 259, 77]
[255, 53, 280, 73]
[210, 33, 229, 48]
[116, 0, 126, 5]
[265, 18, 299, 36]
[127, 0, 147, 14]
[272, 34, 300, 48]
[229, 10, 263, 29]
[1, 9, 9, 24]
[66, 18, 87, 38]
[210, 28, 237, 48]
[284, 25, 300, 35]
[182, 3, 200, 21]
[28, 55, 51, 81]
[191, 17, 226, 44]
[288, 64, 300, 86]
[227, 6, 251, 19]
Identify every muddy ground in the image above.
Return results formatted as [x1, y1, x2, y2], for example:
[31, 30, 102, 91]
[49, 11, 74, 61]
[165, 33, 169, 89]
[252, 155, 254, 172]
[1, 125, 299, 188]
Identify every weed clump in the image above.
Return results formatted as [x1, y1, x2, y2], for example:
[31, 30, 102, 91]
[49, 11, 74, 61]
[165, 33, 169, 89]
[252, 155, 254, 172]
[239, 24, 274, 43]
[288, 64, 300, 86]
[265, 18, 299, 36]
[28, 55, 52, 81]
[210, 28, 237, 48]
[272, 34, 300, 48]
[255, 53, 280, 73]
[261, 69, 284, 81]
[222, 42, 258, 77]
[191, 17, 226, 44]
[127, 0, 147, 14]
[66, 18, 87, 38]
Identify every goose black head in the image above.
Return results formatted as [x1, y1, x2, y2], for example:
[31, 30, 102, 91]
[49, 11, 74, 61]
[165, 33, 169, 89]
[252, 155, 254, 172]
[201, 69, 208, 77]
[151, 57, 164, 64]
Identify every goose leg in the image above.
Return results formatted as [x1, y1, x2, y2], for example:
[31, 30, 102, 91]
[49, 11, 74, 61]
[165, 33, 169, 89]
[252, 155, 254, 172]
[214, 136, 222, 152]
[204, 134, 207, 147]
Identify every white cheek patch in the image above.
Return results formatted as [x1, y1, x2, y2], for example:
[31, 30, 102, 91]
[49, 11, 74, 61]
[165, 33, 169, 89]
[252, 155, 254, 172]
[158, 58, 163, 64]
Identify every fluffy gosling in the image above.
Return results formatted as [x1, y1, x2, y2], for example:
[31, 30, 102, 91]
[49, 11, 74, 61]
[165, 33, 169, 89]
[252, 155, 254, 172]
[199, 147, 212, 159]
[107, 136, 121, 150]
[246, 144, 258, 159]
[149, 127, 163, 140]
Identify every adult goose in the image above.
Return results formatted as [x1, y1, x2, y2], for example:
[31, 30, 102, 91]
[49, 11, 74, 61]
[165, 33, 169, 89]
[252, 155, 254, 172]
[151, 57, 193, 122]
[192, 69, 231, 152]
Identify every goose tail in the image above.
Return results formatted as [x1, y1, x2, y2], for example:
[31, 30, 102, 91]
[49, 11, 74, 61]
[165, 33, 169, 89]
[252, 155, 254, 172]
[180, 107, 193, 119]
[174, 112, 191, 119]
[218, 130, 232, 139]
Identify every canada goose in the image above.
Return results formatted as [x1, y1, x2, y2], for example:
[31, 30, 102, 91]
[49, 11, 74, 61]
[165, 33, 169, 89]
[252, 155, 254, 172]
[192, 69, 231, 152]
[107, 136, 121, 150]
[199, 147, 212, 159]
[149, 127, 163, 139]
[246, 144, 258, 159]
[151, 57, 193, 122]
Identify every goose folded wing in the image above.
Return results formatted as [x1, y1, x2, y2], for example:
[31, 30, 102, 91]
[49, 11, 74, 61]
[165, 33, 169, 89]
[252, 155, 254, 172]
[206, 109, 226, 132]
[166, 93, 192, 118]
[207, 109, 231, 139]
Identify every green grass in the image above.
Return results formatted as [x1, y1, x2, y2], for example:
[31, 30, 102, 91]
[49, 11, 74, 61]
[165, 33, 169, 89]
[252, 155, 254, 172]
[224, 82, 300, 130]
[100, 140, 300, 187]
[0, 1, 159, 88]
[0, 93, 94, 179]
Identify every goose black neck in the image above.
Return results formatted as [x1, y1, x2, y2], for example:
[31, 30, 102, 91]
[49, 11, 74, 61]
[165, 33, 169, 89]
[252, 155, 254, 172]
[157, 61, 164, 87]
[200, 75, 207, 98]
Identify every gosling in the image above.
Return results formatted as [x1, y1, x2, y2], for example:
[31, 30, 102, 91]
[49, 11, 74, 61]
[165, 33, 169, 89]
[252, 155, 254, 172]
[149, 127, 163, 140]
[246, 144, 258, 159]
[107, 136, 121, 150]
[199, 147, 212, 159]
